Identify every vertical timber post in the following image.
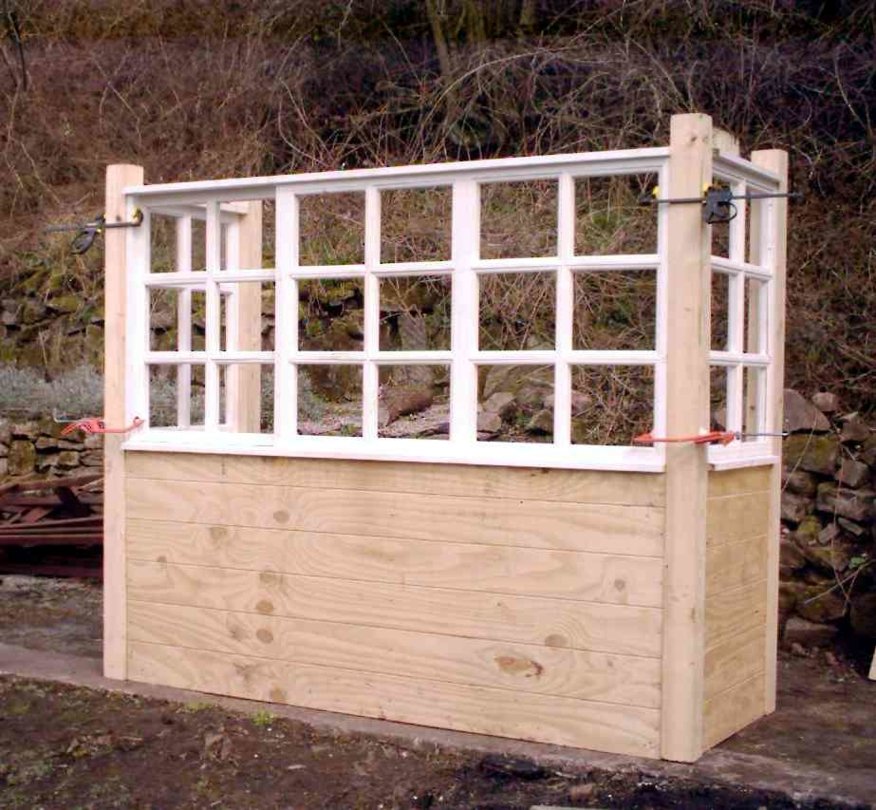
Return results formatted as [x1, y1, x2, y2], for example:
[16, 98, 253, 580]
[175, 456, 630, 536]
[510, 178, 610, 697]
[661, 114, 712, 761]
[228, 202, 263, 432]
[103, 163, 144, 679]
[750, 149, 788, 713]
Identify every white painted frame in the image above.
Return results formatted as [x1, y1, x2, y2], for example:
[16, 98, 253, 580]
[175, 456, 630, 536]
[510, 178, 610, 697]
[123, 148, 783, 472]
[707, 159, 782, 469]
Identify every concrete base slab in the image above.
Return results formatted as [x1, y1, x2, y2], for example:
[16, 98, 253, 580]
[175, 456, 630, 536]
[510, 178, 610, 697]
[0, 642, 873, 807]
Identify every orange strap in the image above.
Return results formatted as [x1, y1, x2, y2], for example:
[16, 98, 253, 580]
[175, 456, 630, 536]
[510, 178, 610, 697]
[61, 417, 144, 436]
[633, 430, 736, 446]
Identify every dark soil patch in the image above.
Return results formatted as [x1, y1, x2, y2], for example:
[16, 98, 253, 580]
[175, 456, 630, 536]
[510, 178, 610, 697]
[0, 576, 101, 659]
[0, 676, 869, 810]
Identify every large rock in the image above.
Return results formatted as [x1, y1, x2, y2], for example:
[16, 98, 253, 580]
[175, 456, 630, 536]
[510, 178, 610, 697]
[793, 522, 857, 573]
[816, 483, 874, 523]
[839, 414, 870, 444]
[779, 537, 806, 576]
[783, 434, 839, 476]
[0, 419, 11, 445]
[57, 450, 80, 468]
[482, 391, 516, 420]
[783, 389, 830, 433]
[379, 384, 434, 426]
[7, 440, 36, 475]
[481, 365, 552, 402]
[783, 616, 838, 648]
[783, 469, 818, 497]
[80, 450, 103, 467]
[476, 411, 502, 433]
[860, 436, 876, 467]
[795, 583, 847, 623]
[11, 421, 39, 440]
[811, 391, 840, 414]
[837, 458, 870, 489]
[780, 491, 811, 524]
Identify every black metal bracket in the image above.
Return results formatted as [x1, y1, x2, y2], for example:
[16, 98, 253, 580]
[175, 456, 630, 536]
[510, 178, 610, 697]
[45, 209, 143, 255]
[638, 187, 802, 224]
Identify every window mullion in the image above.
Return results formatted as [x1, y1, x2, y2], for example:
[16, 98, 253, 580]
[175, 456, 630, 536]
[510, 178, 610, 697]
[362, 187, 381, 441]
[553, 173, 574, 446]
[175, 215, 193, 428]
[450, 180, 479, 445]
[275, 188, 298, 440]
[204, 200, 221, 431]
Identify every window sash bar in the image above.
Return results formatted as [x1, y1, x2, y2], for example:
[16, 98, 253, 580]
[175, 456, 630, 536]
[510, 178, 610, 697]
[361, 187, 382, 440]
[175, 215, 193, 428]
[449, 179, 479, 444]
[275, 189, 298, 440]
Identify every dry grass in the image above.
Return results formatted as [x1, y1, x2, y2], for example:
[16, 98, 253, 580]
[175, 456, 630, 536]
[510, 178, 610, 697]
[0, 1, 873, 412]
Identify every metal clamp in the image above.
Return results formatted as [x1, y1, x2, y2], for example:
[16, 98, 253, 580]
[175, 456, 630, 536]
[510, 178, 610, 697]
[45, 209, 143, 255]
[639, 186, 802, 224]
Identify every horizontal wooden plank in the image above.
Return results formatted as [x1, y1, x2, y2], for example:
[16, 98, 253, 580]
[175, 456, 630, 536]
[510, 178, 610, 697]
[127, 519, 663, 607]
[126, 478, 665, 557]
[703, 624, 765, 701]
[705, 580, 767, 650]
[706, 491, 771, 547]
[125, 452, 666, 507]
[128, 601, 661, 708]
[707, 466, 772, 499]
[127, 560, 663, 658]
[128, 641, 660, 756]
[703, 671, 766, 749]
[706, 535, 767, 596]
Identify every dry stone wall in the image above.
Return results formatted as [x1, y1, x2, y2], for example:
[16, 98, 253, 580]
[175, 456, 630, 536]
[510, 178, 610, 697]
[779, 390, 876, 649]
[0, 418, 103, 479]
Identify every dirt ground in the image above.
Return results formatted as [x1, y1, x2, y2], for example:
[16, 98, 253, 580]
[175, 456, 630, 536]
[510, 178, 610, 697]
[0, 577, 874, 809]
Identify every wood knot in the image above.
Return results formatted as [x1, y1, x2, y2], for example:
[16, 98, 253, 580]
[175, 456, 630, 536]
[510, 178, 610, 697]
[614, 578, 626, 591]
[259, 570, 282, 588]
[255, 599, 274, 614]
[256, 628, 274, 644]
[209, 526, 229, 542]
[273, 510, 290, 525]
[269, 687, 287, 703]
[495, 655, 544, 678]
[544, 634, 568, 648]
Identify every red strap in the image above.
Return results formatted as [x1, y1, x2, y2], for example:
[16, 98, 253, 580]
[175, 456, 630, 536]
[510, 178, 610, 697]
[633, 430, 736, 446]
[60, 417, 144, 436]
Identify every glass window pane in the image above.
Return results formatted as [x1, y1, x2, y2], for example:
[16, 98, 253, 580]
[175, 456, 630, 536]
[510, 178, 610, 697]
[570, 366, 653, 446]
[476, 364, 554, 443]
[479, 272, 555, 351]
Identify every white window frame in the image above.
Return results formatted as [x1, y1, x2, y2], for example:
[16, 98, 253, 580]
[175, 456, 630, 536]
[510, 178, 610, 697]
[122, 148, 782, 473]
[707, 155, 783, 469]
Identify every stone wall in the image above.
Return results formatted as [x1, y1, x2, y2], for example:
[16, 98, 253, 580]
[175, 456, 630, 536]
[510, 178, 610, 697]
[779, 390, 876, 648]
[0, 418, 103, 479]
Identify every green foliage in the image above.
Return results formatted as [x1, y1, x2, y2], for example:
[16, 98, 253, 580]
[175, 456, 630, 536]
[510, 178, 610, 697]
[251, 709, 275, 728]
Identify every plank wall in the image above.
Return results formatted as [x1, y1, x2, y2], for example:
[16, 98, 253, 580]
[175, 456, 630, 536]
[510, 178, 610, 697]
[124, 452, 666, 756]
[703, 465, 772, 748]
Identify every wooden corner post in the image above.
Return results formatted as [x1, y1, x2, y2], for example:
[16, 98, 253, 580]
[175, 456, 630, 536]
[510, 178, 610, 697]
[750, 148, 789, 713]
[228, 202, 263, 432]
[104, 163, 145, 679]
[661, 113, 713, 761]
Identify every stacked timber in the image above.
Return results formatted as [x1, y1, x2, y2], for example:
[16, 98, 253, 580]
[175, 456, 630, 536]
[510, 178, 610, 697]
[0, 472, 102, 578]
